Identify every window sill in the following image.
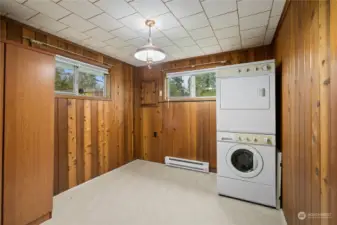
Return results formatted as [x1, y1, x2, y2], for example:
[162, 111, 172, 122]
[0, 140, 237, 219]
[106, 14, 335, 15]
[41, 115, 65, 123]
[55, 94, 111, 101]
[162, 97, 216, 102]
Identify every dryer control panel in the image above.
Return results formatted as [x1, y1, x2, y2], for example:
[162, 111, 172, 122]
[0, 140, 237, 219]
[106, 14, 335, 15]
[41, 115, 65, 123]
[217, 132, 276, 146]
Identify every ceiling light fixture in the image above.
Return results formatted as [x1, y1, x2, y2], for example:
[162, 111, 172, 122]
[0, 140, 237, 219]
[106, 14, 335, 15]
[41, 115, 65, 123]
[134, 20, 166, 69]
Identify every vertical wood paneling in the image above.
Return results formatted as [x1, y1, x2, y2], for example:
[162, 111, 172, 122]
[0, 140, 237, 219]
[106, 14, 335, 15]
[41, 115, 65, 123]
[103, 101, 110, 173]
[91, 100, 99, 178]
[76, 100, 84, 185]
[0, 42, 4, 224]
[97, 101, 105, 174]
[68, 99, 77, 188]
[54, 99, 59, 195]
[83, 100, 92, 181]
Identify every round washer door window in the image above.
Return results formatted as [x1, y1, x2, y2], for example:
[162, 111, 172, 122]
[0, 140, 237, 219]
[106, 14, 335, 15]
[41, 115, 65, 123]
[226, 144, 263, 178]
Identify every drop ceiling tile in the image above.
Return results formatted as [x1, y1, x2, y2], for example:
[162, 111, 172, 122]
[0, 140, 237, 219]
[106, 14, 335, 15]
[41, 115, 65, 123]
[209, 11, 238, 30]
[81, 38, 107, 48]
[162, 26, 189, 40]
[196, 36, 218, 47]
[180, 13, 209, 30]
[271, 0, 286, 16]
[109, 27, 138, 40]
[119, 13, 147, 31]
[242, 36, 264, 48]
[101, 45, 119, 56]
[0, 0, 37, 20]
[218, 36, 241, 49]
[264, 28, 276, 44]
[89, 13, 124, 31]
[15, 0, 26, 3]
[130, 0, 169, 18]
[239, 11, 269, 30]
[240, 26, 266, 40]
[182, 45, 204, 57]
[268, 15, 281, 29]
[155, 13, 180, 31]
[202, 0, 237, 18]
[221, 44, 241, 52]
[24, 0, 70, 20]
[119, 45, 137, 56]
[58, 0, 102, 19]
[84, 27, 115, 41]
[29, 14, 67, 32]
[173, 37, 195, 47]
[94, 0, 135, 19]
[58, 27, 89, 41]
[162, 45, 182, 54]
[171, 51, 187, 59]
[214, 26, 239, 39]
[138, 28, 164, 39]
[238, 0, 273, 18]
[166, 0, 203, 19]
[152, 36, 173, 47]
[202, 45, 222, 55]
[7, 15, 42, 29]
[126, 37, 147, 47]
[105, 37, 130, 48]
[189, 26, 214, 40]
[59, 14, 95, 32]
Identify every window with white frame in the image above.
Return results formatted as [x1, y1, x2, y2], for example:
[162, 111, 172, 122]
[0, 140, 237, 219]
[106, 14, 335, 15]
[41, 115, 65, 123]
[166, 69, 216, 99]
[55, 55, 110, 98]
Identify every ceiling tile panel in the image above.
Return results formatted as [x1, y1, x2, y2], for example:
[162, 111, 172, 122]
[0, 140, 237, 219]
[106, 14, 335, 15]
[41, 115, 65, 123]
[0, 0, 37, 20]
[119, 13, 147, 31]
[268, 15, 281, 29]
[239, 11, 269, 30]
[152, 36, 173, 47]
[189, 26, 214, 40]
[271, 0, 286, 16]
[109, 27, 138, 40]
[58, 27, 89, 41]
[130, 0, 169, 18]
[166, 0, 203, 18]
[240, 26, 266, 40]
[94, 0, 135, 19]
[155, 13, 180, 31]
[58, 0, 102, 19]
[209, 11, 238, 29]
[89, 13, 124, 31]
[105, 37, 130, 48]
[202, 45, 222, 55]
[85, 27, 115, 41]
[29, 13, 67, 32]
[238, 0, 273, 18]
[264, 28, 276, 44]
[24, 0, 70, 20]
[196, 36, 218, 47]
[182, 45, 204, 57]
[162, 45, 182, 54]
[214, 26, 239, 39]
[202, 0, 237, 18]
[59, 14, 95, 32]
[180, 13, 209, 30]
[138, 27, 164, 39]
[242, 36, 264, 48]
[81, 38, 107, 48]
[162, 26, 189, 40]
[126, 37, 147, 47]
[173, 37, 195, 47]
[218, 36, 241, 49]
[221, 43, 241, 52]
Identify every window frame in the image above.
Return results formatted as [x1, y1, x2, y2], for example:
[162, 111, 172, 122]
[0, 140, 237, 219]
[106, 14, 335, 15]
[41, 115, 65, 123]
[55, 55, 110, 99]
[166, 68, 217, 101]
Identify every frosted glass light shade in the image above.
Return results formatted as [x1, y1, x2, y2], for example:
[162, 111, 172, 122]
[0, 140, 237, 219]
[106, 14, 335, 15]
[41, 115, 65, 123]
[134, 44, 166, 62]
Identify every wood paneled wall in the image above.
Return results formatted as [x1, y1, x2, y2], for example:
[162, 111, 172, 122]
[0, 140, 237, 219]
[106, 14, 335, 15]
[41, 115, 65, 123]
[134, 46, 273, 171]
[1, 17, 136, 195]
[274, 0, 336, 224]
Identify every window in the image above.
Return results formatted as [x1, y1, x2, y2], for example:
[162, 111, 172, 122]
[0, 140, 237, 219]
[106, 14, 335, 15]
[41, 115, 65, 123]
[55, 55, 110, 98]
[167, 69, 216, 99]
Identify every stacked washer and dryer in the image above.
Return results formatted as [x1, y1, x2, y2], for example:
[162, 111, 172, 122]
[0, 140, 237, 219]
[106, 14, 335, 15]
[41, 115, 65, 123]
[216, 60, 281, 208]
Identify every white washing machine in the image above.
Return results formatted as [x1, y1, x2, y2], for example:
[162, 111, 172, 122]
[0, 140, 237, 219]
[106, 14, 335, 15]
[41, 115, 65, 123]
[217, 132, 277, 207]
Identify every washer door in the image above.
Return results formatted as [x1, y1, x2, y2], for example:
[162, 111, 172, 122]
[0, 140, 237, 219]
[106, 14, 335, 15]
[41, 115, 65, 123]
[226, 144, 263, 178]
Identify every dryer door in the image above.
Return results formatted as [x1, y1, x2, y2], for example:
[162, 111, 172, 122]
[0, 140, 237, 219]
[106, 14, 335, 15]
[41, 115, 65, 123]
[226, 144, 263, 178]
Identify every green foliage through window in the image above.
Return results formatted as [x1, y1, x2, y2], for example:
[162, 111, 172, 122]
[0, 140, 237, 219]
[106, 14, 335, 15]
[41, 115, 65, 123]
[167, 71, 216, 98]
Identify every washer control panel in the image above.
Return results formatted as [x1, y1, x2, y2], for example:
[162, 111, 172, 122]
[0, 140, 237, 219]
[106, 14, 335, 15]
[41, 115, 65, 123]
[217, 132, 276, 146]
[217, 60, 275, 78]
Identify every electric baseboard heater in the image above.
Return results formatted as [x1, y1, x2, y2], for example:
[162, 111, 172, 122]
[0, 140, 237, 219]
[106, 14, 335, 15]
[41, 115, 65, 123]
[164, 156, 209, 173]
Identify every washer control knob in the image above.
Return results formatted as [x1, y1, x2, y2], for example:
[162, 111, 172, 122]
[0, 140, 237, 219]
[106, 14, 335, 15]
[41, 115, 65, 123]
[256, 67, 259, 71]
[238, 69, 241, 73]
[246, 68, 250, 72]
[237, 136, 242, 141]
[264, 137, 272, 144]
[262, 65, 268, 71]
[254, 138, 258, 142]
[246, 137, 250, 141]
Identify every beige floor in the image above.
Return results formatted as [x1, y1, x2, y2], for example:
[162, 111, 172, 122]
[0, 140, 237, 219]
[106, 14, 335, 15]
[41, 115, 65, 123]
[43, 160, 286, 225]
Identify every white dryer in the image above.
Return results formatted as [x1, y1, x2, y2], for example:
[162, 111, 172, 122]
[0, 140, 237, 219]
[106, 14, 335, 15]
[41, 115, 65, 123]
[216, 60, 276, 134]
[217, 132, 277, 207]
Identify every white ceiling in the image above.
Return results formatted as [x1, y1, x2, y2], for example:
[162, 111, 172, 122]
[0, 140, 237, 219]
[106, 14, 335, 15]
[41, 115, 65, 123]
[0, 0, 286, 66]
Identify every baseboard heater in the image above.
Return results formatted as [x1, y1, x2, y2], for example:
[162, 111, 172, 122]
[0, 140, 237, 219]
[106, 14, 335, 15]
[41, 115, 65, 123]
[164, 156, 209, 173]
